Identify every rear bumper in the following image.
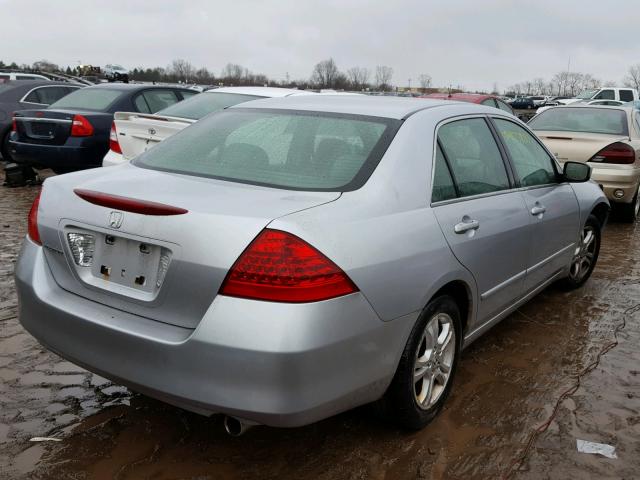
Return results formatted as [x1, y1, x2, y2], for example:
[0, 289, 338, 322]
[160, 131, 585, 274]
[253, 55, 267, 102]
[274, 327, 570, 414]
[591, 166, 640, 204]
[15, 238, 415, 427]
[102, 149, 126, 167]
[9, 140, 106, 169]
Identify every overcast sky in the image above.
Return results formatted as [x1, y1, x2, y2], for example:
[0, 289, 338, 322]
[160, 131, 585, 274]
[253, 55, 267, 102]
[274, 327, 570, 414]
[1, 0, 637, 91]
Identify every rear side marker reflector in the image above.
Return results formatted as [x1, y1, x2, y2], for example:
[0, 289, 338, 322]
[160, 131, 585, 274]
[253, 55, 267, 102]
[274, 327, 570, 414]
[74, 189, 188, 216]
[220, 229, 358, 303]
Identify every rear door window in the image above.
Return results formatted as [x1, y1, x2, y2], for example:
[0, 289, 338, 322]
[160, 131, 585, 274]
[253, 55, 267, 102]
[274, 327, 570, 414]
[437, 118, 510, 198]
[141, 90, 181, 113]
[134, 95, 151, 113]
[481, 98, 497, 108]
[431, 144, 457, 202]
[493, 119, 557, 187]
[619, 90, 634, 102]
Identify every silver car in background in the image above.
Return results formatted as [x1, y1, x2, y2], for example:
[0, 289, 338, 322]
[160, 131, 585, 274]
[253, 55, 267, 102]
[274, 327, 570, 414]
[16, 96, 608, 433]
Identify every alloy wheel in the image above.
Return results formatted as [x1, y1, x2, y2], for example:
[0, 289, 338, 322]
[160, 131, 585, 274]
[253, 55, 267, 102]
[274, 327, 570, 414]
[413, 313, 456, 409]
[569, 225, 597, 282]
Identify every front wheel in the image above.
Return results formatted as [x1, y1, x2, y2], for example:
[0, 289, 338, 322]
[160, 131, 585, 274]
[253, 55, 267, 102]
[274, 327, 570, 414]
[379, 295, 461, 430]
[559, 214, 601, 290]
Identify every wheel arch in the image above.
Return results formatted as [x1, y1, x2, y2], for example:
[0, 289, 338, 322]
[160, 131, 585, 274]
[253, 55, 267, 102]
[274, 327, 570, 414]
[590, 201, 610, 227]
[430, 280, 473, 337]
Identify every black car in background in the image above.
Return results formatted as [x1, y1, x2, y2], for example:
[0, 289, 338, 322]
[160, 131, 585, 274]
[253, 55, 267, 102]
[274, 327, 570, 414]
[0, 80, 83, 162]
[510, 97, 535, 109]
[10, 84, 197, 173]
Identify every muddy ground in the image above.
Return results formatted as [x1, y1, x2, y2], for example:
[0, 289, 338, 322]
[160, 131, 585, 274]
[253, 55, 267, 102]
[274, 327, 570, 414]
[1, 174, 639, 479]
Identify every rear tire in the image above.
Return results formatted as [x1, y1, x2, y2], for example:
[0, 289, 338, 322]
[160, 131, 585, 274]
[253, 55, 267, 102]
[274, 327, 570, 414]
[558, 214, 601, 290]
[617, 184, 640, 223]
[378, 295, 461, 430]
[1, 129, 12, 163]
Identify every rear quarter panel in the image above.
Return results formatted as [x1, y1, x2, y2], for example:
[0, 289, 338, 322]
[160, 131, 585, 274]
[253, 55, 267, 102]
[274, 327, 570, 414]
[270, 107, 479, 326]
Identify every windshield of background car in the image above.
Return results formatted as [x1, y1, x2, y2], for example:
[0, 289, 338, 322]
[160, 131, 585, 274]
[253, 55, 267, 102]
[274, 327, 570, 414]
[528, 107, 629, 136]
[155, 92, 263, 120]
[134, 108, 400, 191]
[48, 88, 123, 111]
[576, 89, 598, 99]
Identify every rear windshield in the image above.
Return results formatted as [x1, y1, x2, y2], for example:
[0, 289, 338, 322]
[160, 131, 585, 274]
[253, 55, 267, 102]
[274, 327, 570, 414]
[156, 92, 263, 120]
[528, 107, 629, 136]
[134, 109, 400, 191]
[48, 87, 123, 111]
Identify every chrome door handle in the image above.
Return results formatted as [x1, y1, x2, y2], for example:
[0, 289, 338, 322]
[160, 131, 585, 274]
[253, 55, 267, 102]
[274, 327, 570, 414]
[454, 219, 480, 234]
[531, 206, 546, 216]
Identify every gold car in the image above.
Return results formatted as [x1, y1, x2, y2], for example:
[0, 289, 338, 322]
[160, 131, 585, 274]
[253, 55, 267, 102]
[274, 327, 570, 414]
[529, 105, 640, 222]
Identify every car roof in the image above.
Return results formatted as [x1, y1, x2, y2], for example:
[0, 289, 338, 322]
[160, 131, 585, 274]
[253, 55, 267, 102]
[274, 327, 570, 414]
[420, 93, 496, 103]
[229, 95, 457, 119]
[84, 83, 194, 92]
[210, 86, 315, 97]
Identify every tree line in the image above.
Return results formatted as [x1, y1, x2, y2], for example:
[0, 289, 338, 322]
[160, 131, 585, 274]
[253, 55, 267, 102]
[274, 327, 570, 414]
[507, 65, 640, 97]
[4, 57, 640, 95]
[0, 57, 433, 92]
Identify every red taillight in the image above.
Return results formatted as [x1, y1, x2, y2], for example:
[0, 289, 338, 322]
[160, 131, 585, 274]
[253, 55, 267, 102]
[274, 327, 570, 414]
[109, 122, 122, 153]
[70, 114, 94, 137]
[28, 190, 42, 245]
[590, 142, 636, 164]
[11, 114, 17, 132]
[73, 189, 188, 215]
[220, 229, 358, 303]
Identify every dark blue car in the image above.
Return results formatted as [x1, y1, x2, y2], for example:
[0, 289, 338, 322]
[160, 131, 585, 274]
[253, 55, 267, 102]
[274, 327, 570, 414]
[9, 83, 197, 173]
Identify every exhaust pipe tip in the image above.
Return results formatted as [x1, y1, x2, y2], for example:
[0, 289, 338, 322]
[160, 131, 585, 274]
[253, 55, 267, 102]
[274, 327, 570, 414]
[223, 415, 253, 437]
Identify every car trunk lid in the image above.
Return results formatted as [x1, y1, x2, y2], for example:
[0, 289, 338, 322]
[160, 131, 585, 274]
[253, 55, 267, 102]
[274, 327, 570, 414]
[113, 111, 194, 160]
[535, 130, 630, 163]
[37, 165, 340, 329]
[13, 109, 111, 146]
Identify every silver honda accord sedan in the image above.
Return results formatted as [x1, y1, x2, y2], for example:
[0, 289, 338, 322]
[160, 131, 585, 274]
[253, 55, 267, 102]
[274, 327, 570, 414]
[16, 96, 609, 432]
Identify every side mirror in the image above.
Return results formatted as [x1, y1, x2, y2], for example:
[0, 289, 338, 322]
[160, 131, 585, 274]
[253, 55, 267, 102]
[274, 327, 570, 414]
[563, 161, 591, 182]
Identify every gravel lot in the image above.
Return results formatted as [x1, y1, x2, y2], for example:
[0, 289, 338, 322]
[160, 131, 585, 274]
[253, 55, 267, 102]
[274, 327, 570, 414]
[1, 173, 639, 479]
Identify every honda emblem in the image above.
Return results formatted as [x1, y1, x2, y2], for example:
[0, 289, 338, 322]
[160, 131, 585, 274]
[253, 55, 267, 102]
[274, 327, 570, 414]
[109, 211, 124, 229]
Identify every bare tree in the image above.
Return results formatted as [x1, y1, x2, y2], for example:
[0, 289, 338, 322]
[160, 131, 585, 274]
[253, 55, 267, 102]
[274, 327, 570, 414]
[221, 63, 244, 84]
[32, 59, 59, 72]
[532, 78, 546, 95]
[625, 64, 640, 91]
[311, 58, 340, 88]
[346, 66, 370, 90]
[170, 59, 195, 82]
[375, 65, 394, 91]
[418, 73, 432, 92]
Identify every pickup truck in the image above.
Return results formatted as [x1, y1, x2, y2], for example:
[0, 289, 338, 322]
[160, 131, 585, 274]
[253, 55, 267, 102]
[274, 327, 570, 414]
[559, 87, 639, 105]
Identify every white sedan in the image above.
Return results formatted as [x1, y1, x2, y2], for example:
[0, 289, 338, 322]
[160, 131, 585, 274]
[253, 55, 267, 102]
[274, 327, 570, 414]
[103, 87, 317, 167]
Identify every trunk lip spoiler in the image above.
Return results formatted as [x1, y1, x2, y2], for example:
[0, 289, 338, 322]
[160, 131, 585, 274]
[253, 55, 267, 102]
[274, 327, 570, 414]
[73, 189, 188, 216]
